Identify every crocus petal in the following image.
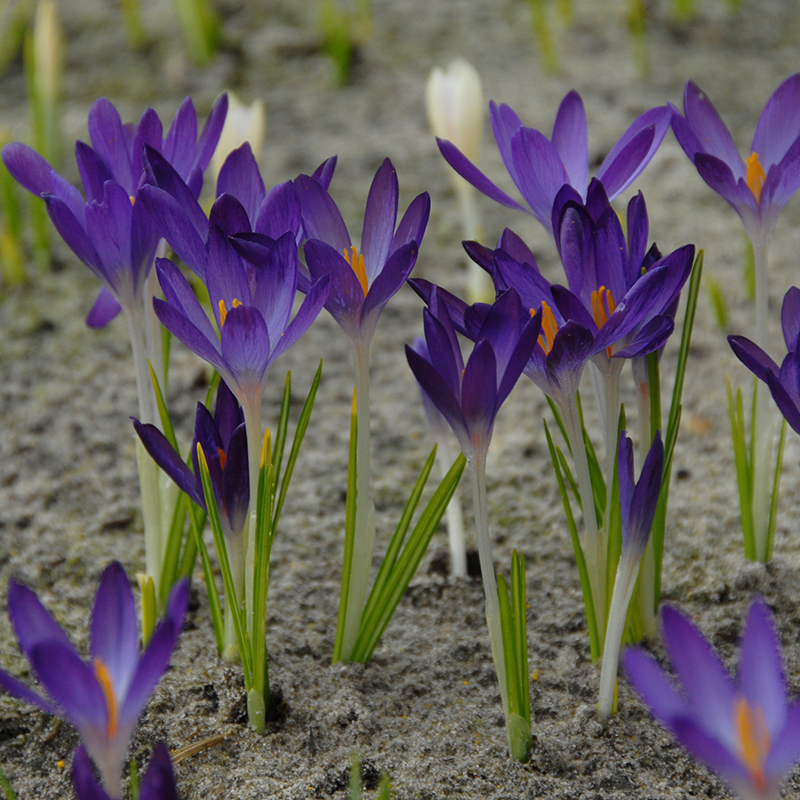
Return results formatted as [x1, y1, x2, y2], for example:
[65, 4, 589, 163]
[221, 424, 250, 538]
[250, 231, 298, 346]
[738, 598, 787, 739]
[766, 698, 800, 781]
[75, 141, 112, 205]
[153, 299, 225, 375]
[617, 432, 635, 532]
[210, 193, 252, 239]
[596, 105, 672, 199]
[661, 606, 738, 748]
[88, 98, 133, 192]
[132, 419, 205, 509]
[216, 143, 265, 226]
[626, 431, 663, 557]
[44, 196, 102, 277]
[461, 339, 497, 445]
[28, 641, 108, 730]
[422, 304, 463, 398]
[626, 192, 649, 284]
[766, 368, 800, 436]
[294, 174, 351, 252]
[155, 259, 218, 344]
[162, 97, 198, 182]
[8, 579, 74, 659]
[760, 136, 800, 217]
[728, 335, 779, 383]
[623, 647, 689, 724]
[205, 225, 252, 327]
[437, 137, 527, 214]
[72, 745, 110, 800]
[361, 158, 398, 283]
[360, 242, 418, 337]
[551, 90, 588, 194]
[193, 92, 229, 182]
[682, 81, 745, 176]
[310, 155, 337, 190]
[391, 192, 431, 251]
[1, 142, 56, 196]
[670, 717, 751, 787]
[138, 742, 179, 800]
[782, 286, 800, 352]
[0, 668, 58, 715]
[215, 379, 244, 446]
[80, 267, 128, 321]
[90, 562, 139, 700]
[219, 305, 272, 395]
[255, 181, 301, 241]
[751, 74, 800, 167]
[489, 101, 525, 186]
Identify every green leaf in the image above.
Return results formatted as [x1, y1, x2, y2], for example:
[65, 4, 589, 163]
[148, 360, 179, 452]
[349, 453, 466, 663]
[728, 378, 755, 559]
[271, 372, 292, 488]
[158, 490, 188, 606]
[187, 503, 224, 654]
[545, 422, 600, 660]
[766, 418, 787, 562]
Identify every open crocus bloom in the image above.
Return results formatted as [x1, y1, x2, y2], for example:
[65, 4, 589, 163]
[0, 562, 188, 799]
[438, 89, 671, 239]
[624, 599, 800, 800]
[672, 75, 800, 241]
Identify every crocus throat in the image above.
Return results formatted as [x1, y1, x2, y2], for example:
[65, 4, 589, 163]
[343, 246, 368, 297]
[734, 694, 770, 793]
[93, 658, 118, 737]
[218, 298, 242, 327]
[535, 301, 558, 355]
[746, 152, 766, 203]
[591, 286, 616, 357]
[217, 447, 227, 470]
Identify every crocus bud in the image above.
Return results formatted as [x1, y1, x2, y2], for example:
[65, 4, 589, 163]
[426, 58, 483, 167]
[210, 91, 266, 183]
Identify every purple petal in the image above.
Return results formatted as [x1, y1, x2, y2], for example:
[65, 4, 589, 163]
[205, 224, 252, 332]
[272, 273, 329, 360]
[221, 424, 250, 537]
[437, 136, 527, 213]
[1, 142, 56, 196]
[623, 646, 690, 723]
[551, 90, 588, 193]
[90, 562, 139, 700]
[153, 299, 225, 374]
[162, 97, 198, 182]
[361, 242, 418, 336]
[728, 335, 779, 383]
[44, 196, 102, 277]
[626, 431, 664, 557]
[682, 82, 745, 176]
[193, 93, 229, 181]
[88, 98, 134, 192]
[361, 158, 398, 283]
[557, 203, 595, 300]
[155, 259, 218, 346]
[760, 136, 800, 219]
[423, 302, 463, 397]
[461, 339, 497, 448]
[496, 308, 541, 408]
[254, 181, 301, 240]
[782, 286, 800, 352]
[251, 231, 299, 346]
[0, 668, 58, 715]
[391, 192, 430, 251]
[210, 193, 253, 238]
[738, 599, 787, 739]
[216, 143, 265, 226]
[661, 605, 738, 749]
[215, 379, 244, 446]
[86, 287, 122, 329]
[139, 742, 179, 800]
[72, 745, 110, 800]
[509, 127, 569, 233]
[766, 697, 800, 782]
[28, 641, 108, 730]
[617, 432, 635, 530]
[219, 306, 272, 394]
[497, 228, 538, 269]
[131, 108, 163, 186]
[670, 717, 750, 787]
[75, 142, 112, 205]
[766, 367, 800, 436]
[8, 579, 73, 659]
[626, 192, 649, 282]
[310, 155, 337, 189]
[694, 153, 758, 222]
[294, 174, 351, 251]
[752, 74, 800, 167]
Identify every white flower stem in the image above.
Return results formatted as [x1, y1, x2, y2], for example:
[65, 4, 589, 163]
[598, 552, 640, 719]
[469, 452, 509, 722]
[750, 232, 774, 562]
[339, 343, 377, 660]
[438, 435, 466, 577]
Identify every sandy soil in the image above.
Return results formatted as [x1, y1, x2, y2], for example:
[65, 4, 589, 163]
[2, 0, 800, 797]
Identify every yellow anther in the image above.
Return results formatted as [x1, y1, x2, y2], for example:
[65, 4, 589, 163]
[93, 659, 118, 738]
[343, 246, 368, 297]
[536, 301, 559, 355]
[734, 695, 770, 793]
[591, 286, 617, 358]
[218, 298, 242, 328]
[746, 152, 766, 203]
[217, 447, 227, 470]
[129, 195, 136, 206]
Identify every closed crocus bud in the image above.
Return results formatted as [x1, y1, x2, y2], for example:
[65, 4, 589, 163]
[210, 91, 266, 183]
[426, 58, 483, 173]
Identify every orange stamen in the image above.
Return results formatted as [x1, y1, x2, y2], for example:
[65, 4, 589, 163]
[734, 695, 770, 794]
[591, 286, 617, 358]
[343, 246, 368, 297]
[218, 298, 242, 328]
[746, 152, 766, 203]
[93, 659, 118, 737]
[217, 447, 227, 470]
[535, 301, 559, 355]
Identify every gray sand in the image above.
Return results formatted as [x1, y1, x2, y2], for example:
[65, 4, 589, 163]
[2, 0, 800, 797]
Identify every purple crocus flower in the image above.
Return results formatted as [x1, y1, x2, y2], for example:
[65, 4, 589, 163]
[437, 90, 672, 239]
[133, 379, 250, 541]
[296, 157, 430, 349]
[0, 563, 188, 799]
[729, 285, 800, 436]
[73, 741, 178, 800]
[672, 75, 800, 241]
[624, 599, 800, 800]
[1, 95, 228, 328]
[405, 286, 541, 459]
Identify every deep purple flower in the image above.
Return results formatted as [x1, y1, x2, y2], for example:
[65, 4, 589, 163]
[296, 158, 430, 348]
[438, 90, 672, 239]
[672, 76, 800, 240]
[1, 95, 228, 327]
[133, 380, 249, 540]
[0, 563, 188, 799]
[624, 599, 800, 800]
[729, 286, 800, 435]
[73, 741, 178, 800]
[405, 287, 541, 458]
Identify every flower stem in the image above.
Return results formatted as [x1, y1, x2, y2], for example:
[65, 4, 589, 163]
[598, 553, 639, 719]
[440, 436, 466, 578]
[469, 452, 508, 721]
[339, 343, 377, 660]
[750, 232, 775, 562]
